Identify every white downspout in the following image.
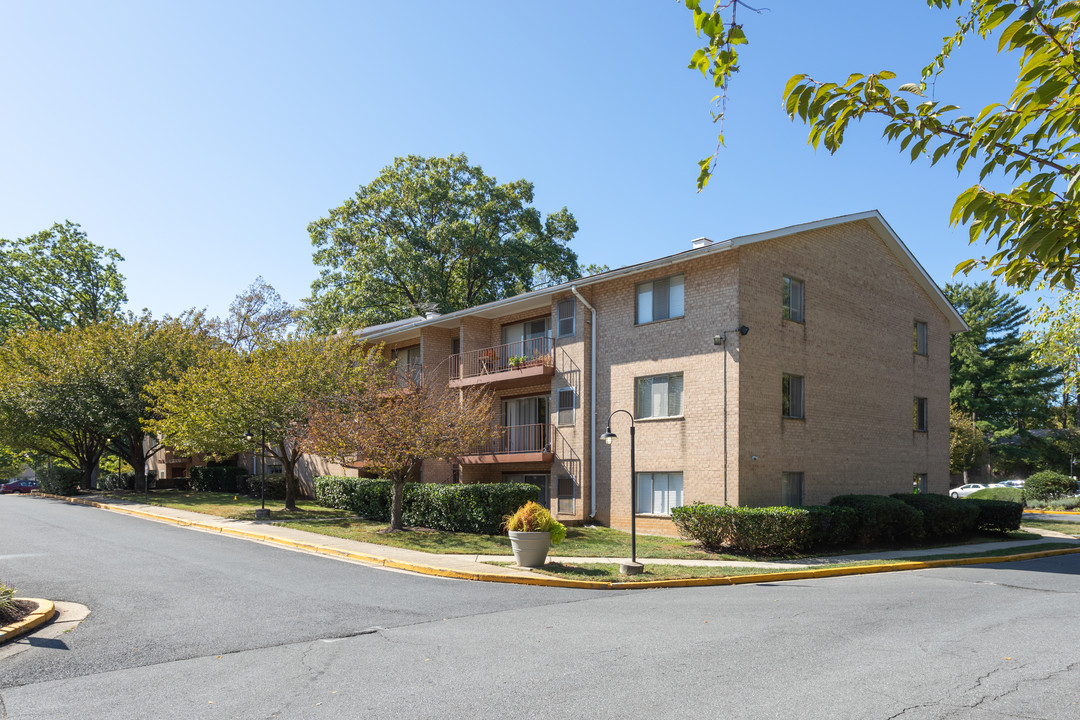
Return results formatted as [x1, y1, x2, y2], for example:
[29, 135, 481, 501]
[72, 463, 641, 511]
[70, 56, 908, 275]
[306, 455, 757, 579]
[571, 285, 598, 519]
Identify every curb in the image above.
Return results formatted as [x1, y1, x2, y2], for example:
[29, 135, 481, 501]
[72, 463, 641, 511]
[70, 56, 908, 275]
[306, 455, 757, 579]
[0, 598, 56, 644]
[35, 494, 1080, 590]
[1023, 509, 1080, 516]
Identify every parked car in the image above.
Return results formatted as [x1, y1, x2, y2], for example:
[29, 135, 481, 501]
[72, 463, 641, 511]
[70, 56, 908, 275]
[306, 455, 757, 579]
[999, 480, 1025, 488]
[950, 483, 988, 499]
[0, 479, 40, 494]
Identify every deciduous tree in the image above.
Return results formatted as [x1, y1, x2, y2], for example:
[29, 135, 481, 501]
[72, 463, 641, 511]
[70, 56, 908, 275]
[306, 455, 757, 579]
[686, 0, 1080, 290]
[1029, 289, 1080, 427]
[217, 277, 296, 352]
[0, 221, 126, 337]
[301, 359, 497, 531]
[147, 336, 363, 510]
[305, 154, 583, 332]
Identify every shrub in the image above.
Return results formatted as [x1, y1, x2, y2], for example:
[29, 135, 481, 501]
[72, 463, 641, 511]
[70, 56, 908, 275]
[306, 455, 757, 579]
[1047, 497, 1080, 510]
[0, 581, 15, 614]
[828, 495, 925, 545]
[189, 466, 246, 493]
[39, 466, 81, 495]
[238, 474, 287, 500]
[1025, 470, 1077, 502]
[313, 477, 540, 534]
[968, 487, 1025, 504]
[890, 493, 979, 538]
[966, 498, 1023, 533]
[671, 503, 822, 555]
[314, 477, 392, 519]
[502, 501, 567, 545]
[805, 505, 858, 547]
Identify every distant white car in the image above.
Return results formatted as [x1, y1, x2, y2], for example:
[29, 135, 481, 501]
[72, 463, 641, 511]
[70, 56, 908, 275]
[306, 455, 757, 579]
[999, 480, 1025, 488]
[950, 483, 988, 499]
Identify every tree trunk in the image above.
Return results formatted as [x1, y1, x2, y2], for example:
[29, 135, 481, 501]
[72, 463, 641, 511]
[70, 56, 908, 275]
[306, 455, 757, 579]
[280, 443, 299, 511]
[390, 476, 405, 531]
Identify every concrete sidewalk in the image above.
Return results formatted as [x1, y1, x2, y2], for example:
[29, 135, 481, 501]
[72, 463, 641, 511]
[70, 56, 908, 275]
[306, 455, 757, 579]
[31, 493, 1080, 580]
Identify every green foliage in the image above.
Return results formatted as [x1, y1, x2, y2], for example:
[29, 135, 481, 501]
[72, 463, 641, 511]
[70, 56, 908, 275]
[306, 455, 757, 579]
[189, 466, 247, 493]
[965, 498, 1024, 533]
[804, 505, 859, 548]
[828, 495, 925, 545]
[39, 465, 81, 495]
[968, 486, 1025, 503]
[947, 283, 1060, 431]
[950, 405, 989, 473]
[890, 493, 980, 538]
[313, 476, 540, 535]
[687, 0, 1080, 290]
[0, 581, 16, 614]
[1025, 470, 1078, 500]
[671, 503, 827, 555]
[502, 501, 567, 545]
[0, 220, 126, 337]
[239, 474, 287, 500]
[305, 154, 583, 331]
[216, 276, 296, 352]
[1028, 290, 1080, 426]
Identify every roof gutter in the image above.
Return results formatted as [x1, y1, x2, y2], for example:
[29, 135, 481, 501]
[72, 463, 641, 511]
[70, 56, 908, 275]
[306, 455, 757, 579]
[570, 285, 598, 519]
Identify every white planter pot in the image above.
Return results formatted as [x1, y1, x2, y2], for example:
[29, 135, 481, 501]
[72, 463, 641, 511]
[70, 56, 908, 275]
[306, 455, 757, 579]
[508, 530, 551, 567]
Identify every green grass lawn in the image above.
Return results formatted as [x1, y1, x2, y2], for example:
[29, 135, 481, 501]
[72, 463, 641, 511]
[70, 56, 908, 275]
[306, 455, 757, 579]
[102, 490, 352, 521]
[499, 542, 1080, 583]
[1020, 519, 1080, 537]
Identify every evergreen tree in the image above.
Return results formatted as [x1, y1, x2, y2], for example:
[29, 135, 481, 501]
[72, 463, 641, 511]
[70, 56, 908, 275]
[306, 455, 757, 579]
[946, 282, 1060, 430]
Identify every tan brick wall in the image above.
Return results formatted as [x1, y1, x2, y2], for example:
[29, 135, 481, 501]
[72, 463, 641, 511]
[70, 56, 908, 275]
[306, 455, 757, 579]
[735, 220, 952, 508]
[592, 251, 740, 532]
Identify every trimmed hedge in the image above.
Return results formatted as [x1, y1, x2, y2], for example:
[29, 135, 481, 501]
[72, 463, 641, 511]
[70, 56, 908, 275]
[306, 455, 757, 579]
[828, 495, 925, 545]
[890, 493, 979, 539]
[313, 476, 539, 535]
[39, 466, 81, 495]
[238, 474, 287, 500]
[1025, 470, 1077, 501]
[190, 466, 247, 493]
[670, 503, 856, 555]
[966, 498, 1023, 533]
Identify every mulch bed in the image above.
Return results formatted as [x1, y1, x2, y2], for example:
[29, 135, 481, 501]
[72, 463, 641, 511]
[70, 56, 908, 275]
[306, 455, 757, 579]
[0, 599, 38, 627]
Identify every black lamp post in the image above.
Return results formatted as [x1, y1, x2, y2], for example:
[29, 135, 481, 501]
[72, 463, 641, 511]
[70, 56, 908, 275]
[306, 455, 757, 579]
[243, 429, 270, 520]
[600, 409, 642, 575]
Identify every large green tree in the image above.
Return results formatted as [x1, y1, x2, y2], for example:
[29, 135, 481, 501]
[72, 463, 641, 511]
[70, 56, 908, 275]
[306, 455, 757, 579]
[686, 0, 1080, 290]
[216, 276, 296, 352]
[305, 154, 583, 332]
[946, 282, 1060, 429]
[146, 336, 365, 509]
[1029, 289, 1080, 427]
[0, 221, 126, 337]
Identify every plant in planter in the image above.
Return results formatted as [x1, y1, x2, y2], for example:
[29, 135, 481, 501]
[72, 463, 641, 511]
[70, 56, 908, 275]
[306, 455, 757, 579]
[507, 355, 527, 369]
[502, 501, 566, 567]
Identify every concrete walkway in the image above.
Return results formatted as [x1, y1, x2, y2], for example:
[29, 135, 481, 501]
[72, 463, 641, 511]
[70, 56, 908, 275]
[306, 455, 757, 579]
[33, 493, 1080, 578]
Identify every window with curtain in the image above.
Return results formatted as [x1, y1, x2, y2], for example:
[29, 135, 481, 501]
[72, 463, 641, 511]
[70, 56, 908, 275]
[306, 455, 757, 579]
[635, 373, 684, 418]
[783, 276, 804, 322]
[781, 472, 804, 506]
[636, 472, 683, 514]
[782, 374, 804, 419]
[557, 298, 576, 337]
[636, 274, 684, 324]
[914, 320, 928, 355]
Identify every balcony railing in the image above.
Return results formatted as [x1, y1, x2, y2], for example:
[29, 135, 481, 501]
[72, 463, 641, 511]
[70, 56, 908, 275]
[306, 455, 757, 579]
[449, 337, 554, 383]
[461, 423, 552, 463]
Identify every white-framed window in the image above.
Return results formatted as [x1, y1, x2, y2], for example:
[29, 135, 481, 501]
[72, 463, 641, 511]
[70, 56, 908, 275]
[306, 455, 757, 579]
[914, 320, 928, 356]
[782, 374, 804, 419]
[557, 387, 575, 426]
[635, 373, 684, 419]
[557, 475, 574, 515]
[557, 298, 576, 338]
[914, 397, 928, 432]
[783, 276, 804, 323]
[781, 472, 804, 507]
[914, 473, 928, 494]
[636, 274, 684, 324]
[636, 472, 683, 515]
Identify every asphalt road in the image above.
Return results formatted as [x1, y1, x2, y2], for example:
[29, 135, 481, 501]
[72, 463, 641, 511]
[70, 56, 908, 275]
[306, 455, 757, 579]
[3, 496, 1080, 720]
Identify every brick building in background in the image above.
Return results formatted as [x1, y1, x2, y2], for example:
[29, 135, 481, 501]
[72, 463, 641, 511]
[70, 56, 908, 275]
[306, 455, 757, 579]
[338, 210, 967, 536]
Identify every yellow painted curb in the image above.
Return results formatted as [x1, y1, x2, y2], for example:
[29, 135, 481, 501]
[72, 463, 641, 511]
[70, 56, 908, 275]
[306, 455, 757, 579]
[33, 494, 1080, 590]
[1023, 508, 1080, 516]
[0, 598, 56, 644]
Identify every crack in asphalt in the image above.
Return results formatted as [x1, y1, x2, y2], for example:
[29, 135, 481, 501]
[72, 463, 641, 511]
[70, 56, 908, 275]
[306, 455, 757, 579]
[974, 580, 1080, 594]
[884, 701, 939, 719]
[0, 690, 7, 719]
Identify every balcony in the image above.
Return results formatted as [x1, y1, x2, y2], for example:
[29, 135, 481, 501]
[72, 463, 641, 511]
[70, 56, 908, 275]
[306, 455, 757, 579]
[459, 423, 554, 465]
[448, 338, 554, 389]
[163, 451, 192, 465]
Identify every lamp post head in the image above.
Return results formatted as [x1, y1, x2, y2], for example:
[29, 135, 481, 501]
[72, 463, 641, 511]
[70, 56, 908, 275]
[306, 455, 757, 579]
[600, 427, 617, 445]
[242, 430, 254, 443]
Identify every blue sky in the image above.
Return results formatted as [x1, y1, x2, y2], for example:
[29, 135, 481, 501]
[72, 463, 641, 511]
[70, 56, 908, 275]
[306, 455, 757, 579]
[0, 1, 1046, 321]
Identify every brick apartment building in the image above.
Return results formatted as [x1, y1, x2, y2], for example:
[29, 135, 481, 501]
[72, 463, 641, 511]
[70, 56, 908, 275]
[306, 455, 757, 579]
[343, 210, 966, 535]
